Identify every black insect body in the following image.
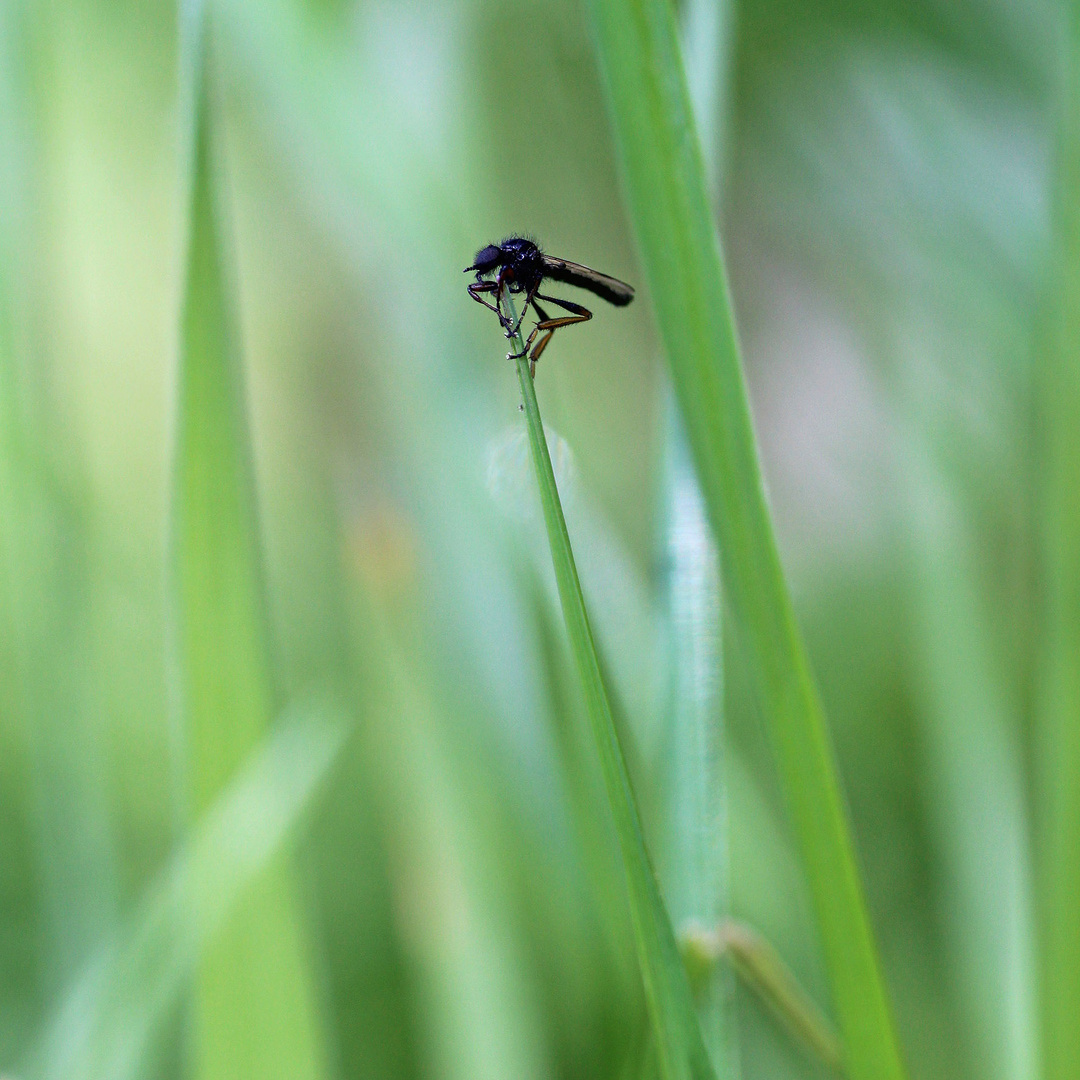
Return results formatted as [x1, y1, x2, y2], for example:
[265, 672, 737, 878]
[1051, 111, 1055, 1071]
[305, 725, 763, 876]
[465, 236, 634, 377]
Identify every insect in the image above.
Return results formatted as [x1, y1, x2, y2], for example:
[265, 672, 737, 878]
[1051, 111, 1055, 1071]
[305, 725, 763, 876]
[465, 236, 634, 377]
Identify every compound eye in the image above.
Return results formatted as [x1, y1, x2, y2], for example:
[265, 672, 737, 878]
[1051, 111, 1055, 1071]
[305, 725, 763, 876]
[469, 245, 503, 273]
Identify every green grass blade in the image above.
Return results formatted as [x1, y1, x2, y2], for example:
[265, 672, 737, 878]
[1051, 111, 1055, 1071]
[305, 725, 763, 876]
[27, 705, 345, 1080]
[660, 4, 737, 1075]
[904, 444, 1036, 1080]
[1036, 7, 1080, 1077]
[582, 4, 906, 1079]
[346, 577, 550, 1080]
[679, 0, 735, 194]
[171, 13, 329, 1080]
[660, 398, 734, 1080]
[0, 1, 120, 997]
[682, 920, 841, 1073]
[506, 300, 717, 1080]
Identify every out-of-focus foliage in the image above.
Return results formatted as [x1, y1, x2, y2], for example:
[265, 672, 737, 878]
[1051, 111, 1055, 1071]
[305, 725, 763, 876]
[0, 0, 1067, 1078]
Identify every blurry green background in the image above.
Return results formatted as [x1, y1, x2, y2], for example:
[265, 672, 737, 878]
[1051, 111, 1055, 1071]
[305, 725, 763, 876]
[0, 0, 1060, 1078]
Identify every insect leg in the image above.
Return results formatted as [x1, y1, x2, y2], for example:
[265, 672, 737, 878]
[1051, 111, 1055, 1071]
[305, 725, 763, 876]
[468, 279, 503, 319]
[472, 273, 521, 334]
[525, 293, 592, 377]
[506, 296, 549, 361]
[532, 292, 593, 329]
[503, 278, 541, 338]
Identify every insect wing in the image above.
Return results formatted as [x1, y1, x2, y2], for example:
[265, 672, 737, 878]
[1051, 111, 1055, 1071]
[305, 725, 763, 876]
[540, 256, 635, 306]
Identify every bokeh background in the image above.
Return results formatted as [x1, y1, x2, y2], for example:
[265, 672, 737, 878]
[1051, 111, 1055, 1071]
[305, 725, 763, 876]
[0, 0, 1061, 1078]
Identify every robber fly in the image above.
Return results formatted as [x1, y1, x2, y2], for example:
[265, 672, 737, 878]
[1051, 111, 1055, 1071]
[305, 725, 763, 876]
[465, 236, 634, 377]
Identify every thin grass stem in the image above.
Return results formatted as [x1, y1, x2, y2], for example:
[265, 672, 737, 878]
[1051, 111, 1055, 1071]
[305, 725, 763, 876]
[502, 293, 719, 1080]
[582, 4, 906, 1077]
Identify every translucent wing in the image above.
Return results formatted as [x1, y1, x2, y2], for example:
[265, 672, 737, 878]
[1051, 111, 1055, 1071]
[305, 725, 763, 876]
[540, 255, 635, 306]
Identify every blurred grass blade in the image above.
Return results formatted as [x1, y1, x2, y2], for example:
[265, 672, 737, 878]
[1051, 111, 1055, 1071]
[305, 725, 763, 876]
[0, 0, 19, 419]
[171, 13, 329, 1079]
[682, 921, 841, 1073]
[582, 3, 906, 1079]
[660, 4, 737, 1075]
[347, 577, 550, 1080]
[0, 0, 118, 997]
[27, 705, 345, 1080]
[1036, 6, 1080, 1078]
[506, 298, 717, 1080]
[904, 441, 1036, 1080]
[679, 0, 735, 192]
[660, 398, 734, 1079]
